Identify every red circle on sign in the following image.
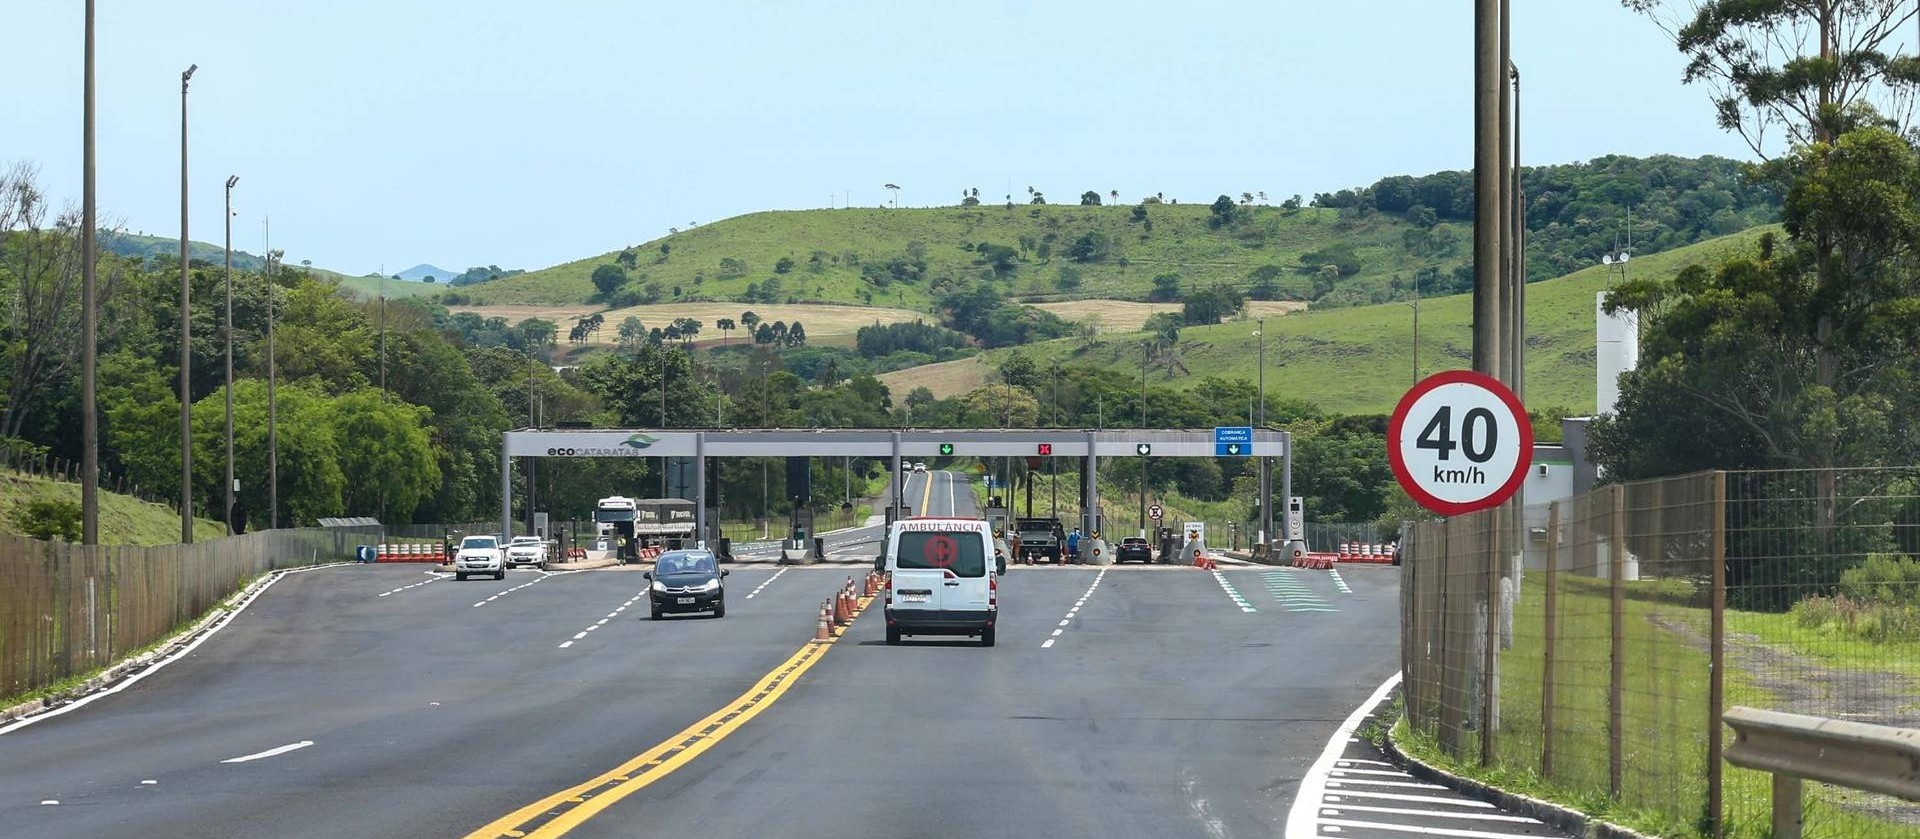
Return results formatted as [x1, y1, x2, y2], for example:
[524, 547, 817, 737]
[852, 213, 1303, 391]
[924, 534, 958, 567]
[1387, 370, 1533, 516]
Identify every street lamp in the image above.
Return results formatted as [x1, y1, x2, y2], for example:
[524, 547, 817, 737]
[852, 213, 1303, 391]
[224, 175, 238, 534]
[179, 62, 197, 544]
[266, 242, 279, 528]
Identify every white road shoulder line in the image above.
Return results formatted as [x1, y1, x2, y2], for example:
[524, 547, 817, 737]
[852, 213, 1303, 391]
[1039, 568, 1106, 648]
[1320, 804, 1541, 824]
[221, 740, 314, 764]
[1, 564, 346, 737]
[1284, 672, 1402, 839]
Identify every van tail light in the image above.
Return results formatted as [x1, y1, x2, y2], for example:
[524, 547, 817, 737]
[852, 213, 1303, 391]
[989, 576, 997, 608]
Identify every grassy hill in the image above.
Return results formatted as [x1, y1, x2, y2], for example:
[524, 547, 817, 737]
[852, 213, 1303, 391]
[0, 472, 226, 545]
[335, 274, 442, 300]
[447, 204, 1467, 310]
[978, 227, 1776, 416]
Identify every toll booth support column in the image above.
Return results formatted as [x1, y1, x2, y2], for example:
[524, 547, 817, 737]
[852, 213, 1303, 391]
[694, 432, 707, 548]
[1281, 432, 1295, 542]
[1083, 430, 1099, 537]
[500, 434, 513, 543]
[1258, 457, 1272, 544]
[890, 431, 903, 517]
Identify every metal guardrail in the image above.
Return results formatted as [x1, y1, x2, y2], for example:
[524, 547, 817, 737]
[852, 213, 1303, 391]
[1723, 706, 1920, 839]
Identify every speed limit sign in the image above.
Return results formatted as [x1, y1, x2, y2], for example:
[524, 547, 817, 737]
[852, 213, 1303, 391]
[1388, 370, 1533, 515]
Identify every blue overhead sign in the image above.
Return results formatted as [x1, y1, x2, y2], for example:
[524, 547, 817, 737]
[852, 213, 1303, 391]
[1214, 426, 1253, 444]
[1214, 426, 1253, 456]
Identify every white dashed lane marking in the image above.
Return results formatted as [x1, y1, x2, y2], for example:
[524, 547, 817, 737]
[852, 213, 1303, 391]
[376, 572, 446, 597]
[744, 568, 787, 599]
[473, 573, 549, 608]
[559, 591, 646, 648]
[1330, 568, 1353, 594]
[1040, 568, 1106, 648]
[1213, 570, 1257, 612]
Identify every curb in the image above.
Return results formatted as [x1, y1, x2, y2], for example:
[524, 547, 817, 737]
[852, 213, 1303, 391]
[542, 557, 618, 572]
[1, 561, 350, 729]
[1381, 722, 1660, 839]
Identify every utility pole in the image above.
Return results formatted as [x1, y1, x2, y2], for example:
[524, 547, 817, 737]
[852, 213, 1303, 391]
[80, 0, 99, 544]
[1497, 0, 1516, 390]
[1511, 61, 1526, 401]
[179, 63, 198, 544]
[1140, 341, 1149, 537]
[379, 272, 388, 401]
[1473, 0, 1504, 381]
[264, 223, 277, 529]
[1256, 319, 1270, 543]
[224, 175, 238, 534]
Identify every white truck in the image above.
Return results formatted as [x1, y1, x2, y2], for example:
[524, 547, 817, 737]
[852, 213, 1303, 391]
[453, 535, 507, 581]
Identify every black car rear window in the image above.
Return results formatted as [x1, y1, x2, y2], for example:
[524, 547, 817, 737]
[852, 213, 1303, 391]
[895, 532, 985, 578]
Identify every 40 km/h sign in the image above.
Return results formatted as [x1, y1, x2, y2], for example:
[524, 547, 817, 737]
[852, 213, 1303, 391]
[1388, 370, 1533, 516]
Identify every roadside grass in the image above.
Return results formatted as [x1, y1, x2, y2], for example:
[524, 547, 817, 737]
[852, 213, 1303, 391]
[1398, 573, 1914, 839]
[0, 472, 225, 545]
[446, 205, 1463, 309]
[981, 227, 1774, 416]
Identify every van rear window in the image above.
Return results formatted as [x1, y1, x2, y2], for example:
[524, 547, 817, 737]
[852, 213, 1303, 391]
[895, 532, 985, 577]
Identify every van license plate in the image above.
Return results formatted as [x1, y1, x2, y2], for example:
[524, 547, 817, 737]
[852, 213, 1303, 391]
[676, 597, 695, 605]
[899, 593, 929, 603]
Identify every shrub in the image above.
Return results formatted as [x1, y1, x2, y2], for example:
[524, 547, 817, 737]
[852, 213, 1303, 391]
[1840, 554, 1920, 605]
[14, 498, 82, 542]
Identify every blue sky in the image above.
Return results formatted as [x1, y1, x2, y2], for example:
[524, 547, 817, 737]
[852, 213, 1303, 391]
[8, 1, 1752, 276]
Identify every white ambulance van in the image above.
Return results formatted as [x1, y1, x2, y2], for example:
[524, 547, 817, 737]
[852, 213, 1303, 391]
[877, 517, 1005, 646]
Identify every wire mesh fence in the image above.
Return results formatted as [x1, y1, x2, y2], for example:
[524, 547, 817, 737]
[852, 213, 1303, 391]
[1401, 469, 1920, 839]
[0, 525, 381, 705]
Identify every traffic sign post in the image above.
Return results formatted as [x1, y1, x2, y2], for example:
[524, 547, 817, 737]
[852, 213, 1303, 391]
[1388, 370, 1532, 516]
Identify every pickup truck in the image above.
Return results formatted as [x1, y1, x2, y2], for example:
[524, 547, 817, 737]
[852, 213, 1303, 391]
[1013, 517, 1064, 564]
[454, 535, 507, 581]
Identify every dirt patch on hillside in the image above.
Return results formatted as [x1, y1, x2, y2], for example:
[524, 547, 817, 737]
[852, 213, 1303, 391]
[446, 302, 924, 340]
[1033, 300, 1307, 333]
[876, 357, 991, 401]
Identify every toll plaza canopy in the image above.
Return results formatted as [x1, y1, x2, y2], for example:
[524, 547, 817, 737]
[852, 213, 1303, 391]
[500, 428, 1293, 548]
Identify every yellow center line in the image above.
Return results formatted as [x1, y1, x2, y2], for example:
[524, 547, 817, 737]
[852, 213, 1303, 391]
[462, 599, 870, 838]
[919, 469, 935, 515]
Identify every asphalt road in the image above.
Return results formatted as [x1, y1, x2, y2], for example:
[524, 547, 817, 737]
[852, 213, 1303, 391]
[0, 554, 1429, 838]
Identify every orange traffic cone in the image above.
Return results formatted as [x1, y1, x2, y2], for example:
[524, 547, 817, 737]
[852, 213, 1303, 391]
[814, 602, 831, 642]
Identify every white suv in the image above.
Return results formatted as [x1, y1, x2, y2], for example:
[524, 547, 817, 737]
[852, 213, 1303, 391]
[505, 536, 548, 568]
[454, 535, 506, 581]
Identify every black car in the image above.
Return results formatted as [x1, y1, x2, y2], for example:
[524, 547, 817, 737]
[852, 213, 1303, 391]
[1116, 536, 1154, 563]
[645, 550, 729, 619]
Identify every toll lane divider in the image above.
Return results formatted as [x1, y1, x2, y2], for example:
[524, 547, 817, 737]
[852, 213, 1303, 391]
[468, 574, 870, 839]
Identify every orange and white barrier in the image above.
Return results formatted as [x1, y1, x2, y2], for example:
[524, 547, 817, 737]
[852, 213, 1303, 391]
[375, 543, 446, 563]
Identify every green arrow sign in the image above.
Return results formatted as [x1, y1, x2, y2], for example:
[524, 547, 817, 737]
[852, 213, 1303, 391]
[938, 442, 954, 456]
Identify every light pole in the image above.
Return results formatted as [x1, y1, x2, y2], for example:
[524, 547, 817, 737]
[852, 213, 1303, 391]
[264, 229, 278, 529]
[224, 175, 238, 534]
[1139, 341, 1149, 537]
[1255, 320, 1271, 544]
[179, 63, 197, 544]
[80, 0, 99, 544]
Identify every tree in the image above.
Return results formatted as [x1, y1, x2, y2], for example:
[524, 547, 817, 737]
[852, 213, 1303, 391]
[423, 276, 435, 284]
[1080, 190, 1102, 206]
[962, 384, 1040, 427]
[616, 316, 646, 350]
[1281, 194, 1302, 212]
[785, 321, 806, 347]
[516, 318, 558, 350]
[1142, 312, 1182, 347]
[1208, 194, 1237, 229]
[591, 263, 628, 298]
[1313, 264, 1341, 298]
[1110, 189, 1119, 205]
[617, 248, 638, 270]
[997, 350, 1041, 390]
[774, 256, 795, 274]
[658, 242, 671, 260]
[1029, 191, 1046, 205]
[717, 257, 748, 279]
[716, 317, 736, 343]
[1149, 273, 1182, 302]
[741, 310, 761, 333]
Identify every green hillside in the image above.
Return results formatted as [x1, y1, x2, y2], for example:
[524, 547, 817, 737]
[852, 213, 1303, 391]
[0, 472, 226, 546]
[450, 204, 1466, 309]
[986, 227, 1777, 416]
[335, 274, 442, 300]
